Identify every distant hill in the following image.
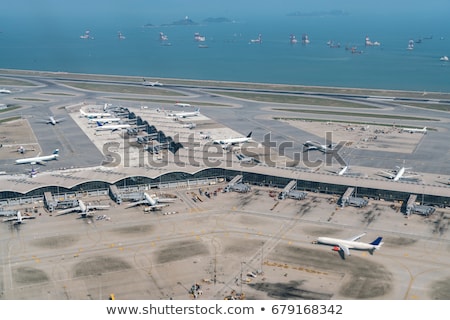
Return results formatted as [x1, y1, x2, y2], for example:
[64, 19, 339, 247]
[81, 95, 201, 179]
[161, 17, 198, 26]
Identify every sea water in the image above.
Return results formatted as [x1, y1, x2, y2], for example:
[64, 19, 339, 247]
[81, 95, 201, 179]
[0, 11, 449, 92]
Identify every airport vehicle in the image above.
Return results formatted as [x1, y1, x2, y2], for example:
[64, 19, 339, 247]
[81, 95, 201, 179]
[42, 115, 66, 125]
[312, 232, 383, 258]
[56, 199, 110, 218]
[95, 122, 131, 132]
[0, 88, 12, 94]
[213, 132, 253, 150]
[1, 211, 35, 224]
[125, 192, 175, 210]
[303, 141, 335, 153]
[89, 117, 121, 124]
[168, 108, 200, 118]
[142, 79, 163, 86]
[379, 165, 420, 182]
[15, 149, 59, 165]
[235, 153, 260, 164]
[80, 109, 112, 118]
[401, 126, 427, 134]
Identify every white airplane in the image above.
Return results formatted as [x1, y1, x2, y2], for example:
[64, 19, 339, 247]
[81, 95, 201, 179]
[80, 109, 112, 118]
[56, 199, 110, 218]
[235, 153, 260, 164]
[379, 164, 420, 182]
[1, 211, 36, 224]
[169, 108, 200, 118]
[312, 232, 383, 258]
[95, 122, 131, 132]
[303, 141, 335, 153]
[15, 149, 59, 165]
[142, 79, 163, 86]
[213, 132, 253, 150]
[0, 88, 12, 94]
[42, 115, 66, 125]
[174, 103, 192, 108]
[14, 145, 36, 154]
[401, 126, 427, 134]
[126, 192, 175, 210]
[88, 117, 121, 124]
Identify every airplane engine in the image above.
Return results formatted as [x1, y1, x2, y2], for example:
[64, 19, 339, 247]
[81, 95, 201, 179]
[332, 246, 341, 252]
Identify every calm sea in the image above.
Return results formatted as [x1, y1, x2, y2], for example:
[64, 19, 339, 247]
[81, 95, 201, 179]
[0, 14, 449, 92]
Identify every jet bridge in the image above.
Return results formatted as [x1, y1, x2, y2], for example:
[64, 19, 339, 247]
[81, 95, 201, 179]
[404, 194, 435, 216]
[224, 175, 250, 193]
[278, 180, 307, 200]
[340, 187, 368, 208]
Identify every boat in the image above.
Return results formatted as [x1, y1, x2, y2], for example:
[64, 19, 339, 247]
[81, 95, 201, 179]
[440, 56, 449, 61]
[194, 32, 206, 42]
[407, 39, 414, 50]
[289, 34, 298, 44]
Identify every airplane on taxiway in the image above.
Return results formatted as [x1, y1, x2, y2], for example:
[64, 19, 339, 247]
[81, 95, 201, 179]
[401, 126, 427, 134]
[56, 199, 110, 218]
[303, 140, 335, 153]
[142, 79, 163, 87]
[15, 149, 59, 165]
[41, 115, 66, 125]
[312, 232, 383, 258]
[213, 132, 253, 150]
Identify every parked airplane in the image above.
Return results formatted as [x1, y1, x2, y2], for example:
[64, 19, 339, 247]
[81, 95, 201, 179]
[303, 141, 335, 153]
[95, 122, 131, 132]
[379, 164, 420, 182]
[401, 126, 427, 134]
[169, 108, 200, 118]
[42, 115, 66, 125]
[312, 232, 383, 258]
[125, 192, 175, 210]
[213, 132, 253, 150]
[14, 145, 35, 154]
[56, 199, 110, 218]
[142, 79, 163, 86]
[80, 109, 112, 118]
[1, 210, 35, 224]
[15, 149, 59, 165]
[235, 153, 260, 164]
[88, 117, 121, 124]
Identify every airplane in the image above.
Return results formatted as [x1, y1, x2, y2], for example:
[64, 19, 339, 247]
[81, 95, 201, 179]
[235, 153, 260, 164]
[42, 115, 66, 125]
[88, 117, 121, 124]
[169, 108, 200, 118]
[312, 232, 383, 258]
[213, 132, 253, 150]
[142, 79, 163, 86]
[401, 126, 427, 134]
[14, 145, 36, 154]
[15, 149, 59, 165]
[125, 192, 175, 210]
[95, 122, 131, 132]
[174, 103, 192, 108]
[1, 210, 36, 224]
[79, 109, 112, 118]
[0, 88, 12, 94]
[56, 199, 110, 218]
[379, 164, 420, 182]
[303, 141, 335, 153]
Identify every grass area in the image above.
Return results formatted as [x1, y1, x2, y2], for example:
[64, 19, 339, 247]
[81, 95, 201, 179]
[42, 92, 75, 96]
[60, 81, 185, 96]
[14, 98, 49, 102]
[107, 97, 231, 107]
[394, 101, 450, 112]
[0, 116, 21, 123]
[273, 108, 439, 121]
[0, 105, 21, 113]
[274, 117, 436, 130]
[0, 77, 37, 86]
[207, 90, 377, 108]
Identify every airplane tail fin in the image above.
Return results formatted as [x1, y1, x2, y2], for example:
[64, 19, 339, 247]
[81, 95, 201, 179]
[247, 131, 253, 138]
[370, 237, 383, 247]
[53, 149, 60, 155]
[97, 121, 103, 126]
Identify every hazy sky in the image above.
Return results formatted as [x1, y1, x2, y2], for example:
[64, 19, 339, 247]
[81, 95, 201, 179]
[4, 0, 450, 22]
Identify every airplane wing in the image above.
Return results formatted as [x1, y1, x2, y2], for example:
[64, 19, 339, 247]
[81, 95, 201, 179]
[56, 206, 80, 216]
[346, 232, 367, 242]
[125, 200, 147, 208]
[86, 205, 110, 210]
[154, 198, 176, 203]
[378, 170, 395, 178]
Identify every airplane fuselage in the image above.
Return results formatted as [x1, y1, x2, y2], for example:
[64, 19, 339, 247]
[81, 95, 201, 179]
[316, 237, 379, 251]
[15, 153, 58, 165]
